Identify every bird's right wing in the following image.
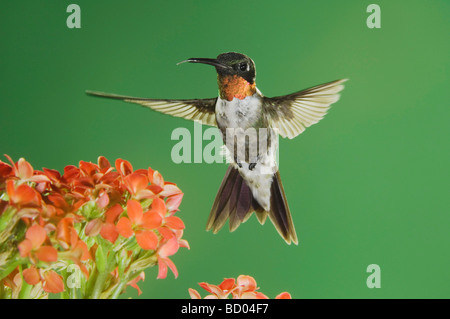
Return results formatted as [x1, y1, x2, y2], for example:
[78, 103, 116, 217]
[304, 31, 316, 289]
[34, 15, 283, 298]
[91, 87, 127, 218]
[86, 90, 217, 126]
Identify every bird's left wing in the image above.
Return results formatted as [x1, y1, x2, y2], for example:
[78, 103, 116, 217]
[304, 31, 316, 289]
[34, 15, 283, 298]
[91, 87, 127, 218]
[86, 90, 217, 126]
[262, 79, 347, 139]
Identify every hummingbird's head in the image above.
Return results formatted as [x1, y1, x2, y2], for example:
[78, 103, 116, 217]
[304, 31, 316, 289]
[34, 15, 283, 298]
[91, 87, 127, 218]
[178, 52, 257, 101]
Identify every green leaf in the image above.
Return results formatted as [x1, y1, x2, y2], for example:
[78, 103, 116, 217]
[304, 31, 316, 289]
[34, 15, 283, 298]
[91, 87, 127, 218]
[95, 245, 107, 273]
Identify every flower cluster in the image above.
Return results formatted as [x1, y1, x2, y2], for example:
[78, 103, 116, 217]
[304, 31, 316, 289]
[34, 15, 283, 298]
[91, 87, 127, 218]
[188, 275, 291, 299]
[0, 155, 188, 299]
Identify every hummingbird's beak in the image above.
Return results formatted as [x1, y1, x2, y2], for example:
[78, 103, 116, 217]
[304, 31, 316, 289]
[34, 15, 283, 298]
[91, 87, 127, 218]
[177, 58, 230, 70]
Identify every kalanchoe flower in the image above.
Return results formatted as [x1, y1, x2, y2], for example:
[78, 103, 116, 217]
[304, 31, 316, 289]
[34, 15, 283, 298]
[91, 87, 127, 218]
[22, 267, 65, 294]
[3, 155, 50, 185]
[117, 199, 161, 250]
[18, 224, 58, 263]
[6, 180, 42, 208]
[189, 275, 292, 299]
[0, 155, 187, 299]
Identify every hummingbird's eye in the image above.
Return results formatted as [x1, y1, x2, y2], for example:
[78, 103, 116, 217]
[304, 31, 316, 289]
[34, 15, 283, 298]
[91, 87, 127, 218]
[239, 63, 248, 72]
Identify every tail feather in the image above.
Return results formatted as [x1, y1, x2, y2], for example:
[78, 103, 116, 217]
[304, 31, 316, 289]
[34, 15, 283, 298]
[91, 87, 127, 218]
[206, 166, 298, 245]
[268, 171, 298, 244]
[228, 175, 244, 232]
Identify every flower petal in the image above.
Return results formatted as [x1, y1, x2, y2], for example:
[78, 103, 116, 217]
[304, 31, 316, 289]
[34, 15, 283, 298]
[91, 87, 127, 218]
[7, 181, 41, 207]
[42, 270, 65, 293]
[126, 200, 143, 225]
[236, 275, 257, 292]
[36, 246, 58, 262]
[127, 272, 145, 296]
[157, 227, 176, 241]
[157, 258, 168, 279]
[219, 278, 236, 292]
[165, 194, 183, 214]
[0, 160, 13, 179]
[163, 257, 178, 278]
[85, 218, 103, 237]
[275, 292, 292, 299]
[101, 223, 119, 243]
[142, 211, 163, 229]
[97, 156, 111, 171]
[165, 216, 185, 230]
[199, 283, 225, 297]
[240, 291, 258, 299]
[28, 174, 51, 183]
[23, 267, 41, 285]
[56, 217, 74, 249]
[125, 173, 149, 196]
[116, 217, 133, 238]
[18, 239, 32, 257]
[188, 288, 202, 299]
[255, 292, 269, 299]
[115, 158, 133, 177]
[158, 237, 179, 258]
[96, 191, 109, 209]
[160, 184, 183, 197]
[136, 231, 159, 250]
[17, 158, 34, 180]
[75, 240, 92, 261]
[150, 197, 166, 216]
[104, 204, 123, 224]
[148, 169, 164, 187]
[26, 224, 47, 249]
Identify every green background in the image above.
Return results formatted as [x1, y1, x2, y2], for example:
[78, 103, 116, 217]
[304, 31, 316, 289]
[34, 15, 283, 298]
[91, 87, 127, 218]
[1, 0, 449, 298]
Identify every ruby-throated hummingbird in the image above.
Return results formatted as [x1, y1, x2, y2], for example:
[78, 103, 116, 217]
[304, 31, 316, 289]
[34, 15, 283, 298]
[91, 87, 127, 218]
[86, 52, 347, 245]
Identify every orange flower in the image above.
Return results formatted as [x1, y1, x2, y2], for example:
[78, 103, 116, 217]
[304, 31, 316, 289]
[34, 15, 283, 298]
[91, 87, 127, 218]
[196, 278, 237, 299]
[116, 200, 162, 250]
[1, 155, 187, 298]
[22, 267, 65, 293]
[101, 204, 122, 241]
[156, 237, 180, 279]
[275, 292, 292, 299]
[232, 275, 268, 299]
[56, 217, 91, 271]
[6, 180, 42, 208]
[85, 203, 124, 243]
[123, 173, 155, 200]
[148, 168, 183, 199]
[3, 155, 50, 184]
[18, 224, 58, 263]
[127, 271, 145, 296]
[189, 275, 292, 299]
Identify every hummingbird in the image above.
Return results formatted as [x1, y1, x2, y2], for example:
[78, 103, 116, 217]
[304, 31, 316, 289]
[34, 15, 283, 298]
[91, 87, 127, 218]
[86, 52, 347, 245]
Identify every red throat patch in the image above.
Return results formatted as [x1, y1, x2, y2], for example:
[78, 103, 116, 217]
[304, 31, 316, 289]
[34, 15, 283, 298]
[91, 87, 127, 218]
[218, 75, 256, 101]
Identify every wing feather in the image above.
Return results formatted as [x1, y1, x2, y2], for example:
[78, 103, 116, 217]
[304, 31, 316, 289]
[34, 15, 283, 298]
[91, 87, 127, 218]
[86, 90, 217, 126]
[263, 79, 347, 139]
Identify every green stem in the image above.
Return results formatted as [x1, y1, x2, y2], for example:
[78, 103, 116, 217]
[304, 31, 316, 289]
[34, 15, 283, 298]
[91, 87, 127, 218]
[89, 250, 116, 299]
[89, 270, 109, 299]
[0, 282, 5, 298]
[69, 286, 77, 299]
[84, 267, 98, 298]
[110, 280, 127, 299]
[18, 266, 32, 299]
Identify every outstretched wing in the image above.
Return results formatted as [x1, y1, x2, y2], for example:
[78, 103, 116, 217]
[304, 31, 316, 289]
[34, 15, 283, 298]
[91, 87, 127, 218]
[263, 79, 347, 139]
[86, 90, 217, 126]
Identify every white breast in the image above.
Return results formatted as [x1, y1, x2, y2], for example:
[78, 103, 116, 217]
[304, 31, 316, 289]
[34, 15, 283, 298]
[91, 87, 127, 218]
[215, 94, 262, 129]
[215, 93, 279, 211]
